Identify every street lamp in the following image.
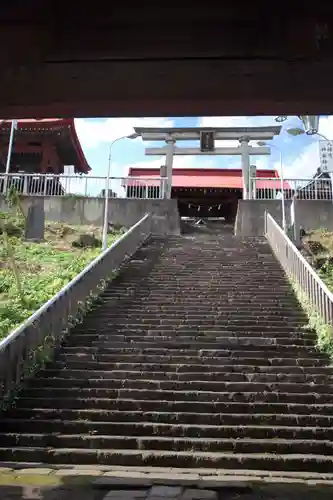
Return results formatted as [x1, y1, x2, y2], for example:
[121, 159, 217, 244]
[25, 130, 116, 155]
[257, 141, 286, 233]
[275, 116, 320, 135]
[287, 127, 329, 141]
[102, 132, 139, 251]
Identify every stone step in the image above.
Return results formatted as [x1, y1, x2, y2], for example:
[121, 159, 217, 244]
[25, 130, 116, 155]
[109, 308, 307, 318]
[63, 338, 315, 348]
[53, 359, 332, 374]
[60, 347, 321, 357]
[2, 420, 333, 441]
[78, 315, 306, 324]
[2, 433, 333, 456]
[83, 315, 307, 325]
[13, 396, 333, 415]
[28, 377, 333, 394]
[72, 322, 310, 332]
[6, 408, 333, 427]
[35, 369, 332, 385]
[15, 388, 333, 404]
[67, 333, 316, 343]
[1, 447, 333, 472]
[59, 352, 327, 366]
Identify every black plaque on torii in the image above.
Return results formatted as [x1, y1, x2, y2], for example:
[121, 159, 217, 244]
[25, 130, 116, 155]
[200, 131, 215, 152]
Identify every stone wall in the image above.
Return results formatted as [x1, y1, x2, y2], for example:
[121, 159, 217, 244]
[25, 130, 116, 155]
[0, 196, 181, 235]
[234, 200, 292, 237]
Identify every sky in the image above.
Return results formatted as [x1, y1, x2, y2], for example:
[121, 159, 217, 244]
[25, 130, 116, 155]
[72, 115, 333, 193]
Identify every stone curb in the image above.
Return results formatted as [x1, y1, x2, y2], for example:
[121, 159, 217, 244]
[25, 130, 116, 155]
[1, 465, 333, 488]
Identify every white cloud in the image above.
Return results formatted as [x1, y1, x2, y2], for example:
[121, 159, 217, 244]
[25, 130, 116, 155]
[283, 116, 333, 179]
[74, 117, 174, 149]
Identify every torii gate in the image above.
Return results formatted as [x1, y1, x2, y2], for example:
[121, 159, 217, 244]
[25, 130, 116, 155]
[134, 126, 282, 199]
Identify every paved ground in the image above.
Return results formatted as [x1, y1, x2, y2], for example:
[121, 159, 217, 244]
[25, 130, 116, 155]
[1, 466, 333, 500]
[1, 484, 333, 500]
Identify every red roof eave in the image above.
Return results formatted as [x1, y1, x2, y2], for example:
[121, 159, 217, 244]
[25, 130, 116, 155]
[126, 167, 292, 190]
[67, 119, 90, 173]
[0, 118, 90, 173]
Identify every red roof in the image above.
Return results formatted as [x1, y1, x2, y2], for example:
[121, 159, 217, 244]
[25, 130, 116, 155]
[0, 118, 90, 173]
[127, 167, 290, 190]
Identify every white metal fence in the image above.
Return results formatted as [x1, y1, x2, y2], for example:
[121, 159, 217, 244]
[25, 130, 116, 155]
[265, 211, 333, 325]
[251, 177, 333, 200]
[0, 173, 166, 199]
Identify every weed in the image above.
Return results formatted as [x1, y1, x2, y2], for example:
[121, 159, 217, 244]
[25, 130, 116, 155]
[0, 222, 123, 339]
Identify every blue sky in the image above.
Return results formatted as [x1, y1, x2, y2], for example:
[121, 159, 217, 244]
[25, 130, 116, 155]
[74, 115, 333, 180]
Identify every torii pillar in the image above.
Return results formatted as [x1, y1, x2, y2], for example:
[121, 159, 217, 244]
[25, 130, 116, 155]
[165, 139, 175, 198]
[239, 135, 251, 200]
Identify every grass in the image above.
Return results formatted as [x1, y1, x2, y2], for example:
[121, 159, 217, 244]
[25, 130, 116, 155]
[303, 228, 333, 291]
[0, 218, 125, 339]
[293, 228, 333, 358]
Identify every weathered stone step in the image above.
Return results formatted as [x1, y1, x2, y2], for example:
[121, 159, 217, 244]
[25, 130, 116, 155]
[36, 368, 331, 385]
[1, 447, 333, 472]
[59, 352, 327, 366]
[65, 335, 316, 347]
[82, 317, 307, 328]
[2, 419, 333, 441]
[29, 376, 333, 394]
[63, 338, 315, 348]
[78, 315, 306, 325]
[108, 307, 306, 318]
[14, 396, 333, 415]
[101, 295, 300, 304]
[60, 346, 321, 357]
[67, 333, 316, 343]
[1, 433, 333, 456]
[73, 322, 310, 332]
[54, 359, 331, 374]
[103, 287, 295, 294]
[110, 280, 292, 288]
[16, 388, 333, 404]
[6, 408, 333, 427]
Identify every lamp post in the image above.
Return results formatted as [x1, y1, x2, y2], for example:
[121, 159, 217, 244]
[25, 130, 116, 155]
[257, 141, 286, 233]
[286, 127, 329, 141]
[3, 120, 18, 193]
[102, 132, 139, 251]
[275, 116, 320, 135]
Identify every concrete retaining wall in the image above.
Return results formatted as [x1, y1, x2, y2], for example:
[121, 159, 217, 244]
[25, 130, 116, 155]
[293, 200, 333, 232]
[0, 196, 181, 235]
[235, 200, 292, 237]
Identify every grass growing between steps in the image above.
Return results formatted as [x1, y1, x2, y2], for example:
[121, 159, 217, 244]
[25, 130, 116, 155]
[0, 219, 125, 339]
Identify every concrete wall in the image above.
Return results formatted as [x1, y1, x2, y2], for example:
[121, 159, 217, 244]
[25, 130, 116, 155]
[235, 200, 292, 237]
[0, 196, 181, 235]
[293, 200, 333, 232]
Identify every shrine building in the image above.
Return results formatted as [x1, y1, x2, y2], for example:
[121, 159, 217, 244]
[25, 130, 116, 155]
[0, 118, 90, 195]
[126, 167, 285, 221]
[0, 118, 90, 175]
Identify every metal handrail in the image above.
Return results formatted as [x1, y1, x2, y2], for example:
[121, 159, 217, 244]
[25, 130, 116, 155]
[265, 211, 333, 325]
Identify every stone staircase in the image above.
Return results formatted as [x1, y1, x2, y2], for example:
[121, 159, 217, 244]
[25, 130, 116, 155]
[1, 233, 333, 473]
